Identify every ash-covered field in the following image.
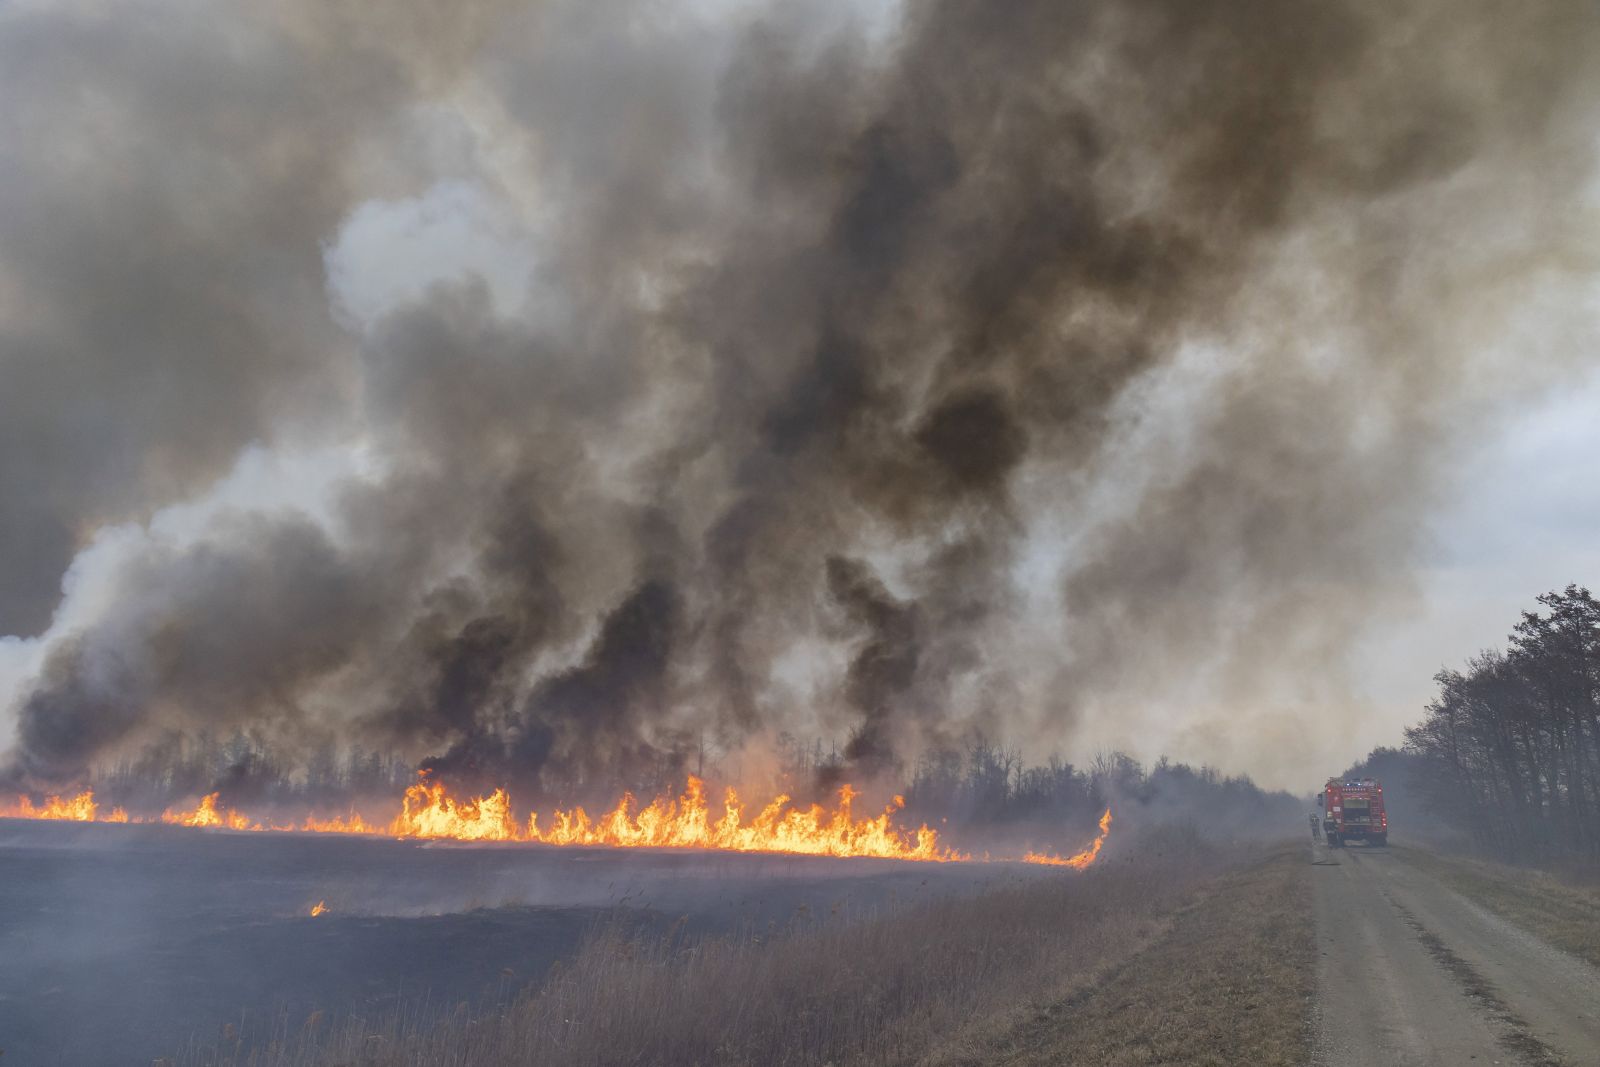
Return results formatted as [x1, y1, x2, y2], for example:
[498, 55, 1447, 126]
[0, 820, 1006, 1066]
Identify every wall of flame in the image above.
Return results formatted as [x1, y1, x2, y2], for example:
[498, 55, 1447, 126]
[1, 778, 1113, 868]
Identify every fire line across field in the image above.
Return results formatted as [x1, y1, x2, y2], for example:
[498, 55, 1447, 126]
[1, 774, 1115, 868]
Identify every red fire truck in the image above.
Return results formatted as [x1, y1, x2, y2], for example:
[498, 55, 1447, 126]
[1319, 778, 1387, 847]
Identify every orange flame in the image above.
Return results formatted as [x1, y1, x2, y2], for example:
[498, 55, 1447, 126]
[526, 777, 958, 861]
[380, 774, 957, 860]
[391, 778, 520, 841]
[1, 782, 1110, 870]
[1023, 808, 1113, 868]
[301, 811, 380, 835]
[309, 900, 328, 917]
[1, 789, 101, 822]
[161, 793, 255, 831]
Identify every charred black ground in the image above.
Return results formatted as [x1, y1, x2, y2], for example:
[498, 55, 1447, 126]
[0, 819, 1015, 1066]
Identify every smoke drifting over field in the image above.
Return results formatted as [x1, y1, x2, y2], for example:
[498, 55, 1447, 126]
[2, 0, 1598, 793]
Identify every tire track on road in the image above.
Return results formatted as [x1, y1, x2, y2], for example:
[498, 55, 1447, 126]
[1356, 847, 1600, 1067]
[1310, 840, 1576, 1067]
[1380, 887, 1564, 1067]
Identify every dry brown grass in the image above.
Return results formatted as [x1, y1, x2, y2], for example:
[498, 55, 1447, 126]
[930, 844, 1314, 1067]
[1396, 845, 1600, 968]
[175, 828, 1269, 1067]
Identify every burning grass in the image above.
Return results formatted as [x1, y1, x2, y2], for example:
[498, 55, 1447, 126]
[1023, 808, 1113, 868]
[3, 778, 1127, 870]
[171, 826, 1264, 1067]
[0, 788, 127, 823]
[3, 775, 978, 862]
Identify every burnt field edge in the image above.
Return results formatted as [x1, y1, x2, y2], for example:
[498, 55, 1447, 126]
[166, 830, 1282, 1067]
[926, 843, 1314, 1067]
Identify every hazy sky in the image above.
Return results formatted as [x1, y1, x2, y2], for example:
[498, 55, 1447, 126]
[1351, 365, 1600, 758]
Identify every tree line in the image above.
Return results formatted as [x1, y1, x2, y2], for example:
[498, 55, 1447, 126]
[73, 726, 1298, 849]
[1373, 584, 1600, 865]
[902, 744, 1296, 831]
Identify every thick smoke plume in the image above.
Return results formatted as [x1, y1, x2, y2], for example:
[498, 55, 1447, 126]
[3, 0, 1598, 793]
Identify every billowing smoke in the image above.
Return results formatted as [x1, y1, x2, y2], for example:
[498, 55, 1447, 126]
[3, 0, 1598, 793]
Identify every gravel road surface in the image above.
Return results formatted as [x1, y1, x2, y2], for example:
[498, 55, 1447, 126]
[1312, 840, 1600, 1066]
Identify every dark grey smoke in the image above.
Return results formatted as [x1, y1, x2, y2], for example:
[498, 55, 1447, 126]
[826, 556, 921, 774]
[3, 0, 1598, 793]
[0, 1, 523, 636]
[11, 516, 385, 784]
[422, 577, 684, 800]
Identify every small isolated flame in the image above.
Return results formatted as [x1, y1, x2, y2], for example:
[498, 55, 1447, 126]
[1023, 808, 1113, 869]
[309, 901, 328, 917]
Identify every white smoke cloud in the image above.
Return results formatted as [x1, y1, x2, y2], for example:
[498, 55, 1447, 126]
[326, 181, 543, 332]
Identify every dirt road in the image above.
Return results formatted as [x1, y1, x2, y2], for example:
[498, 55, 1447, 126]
[1312, 841, 1600, 1066]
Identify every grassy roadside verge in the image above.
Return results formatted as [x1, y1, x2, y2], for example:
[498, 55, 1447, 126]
[1394, 845, 1600, 968]
[929, 843, 1314, 1067]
